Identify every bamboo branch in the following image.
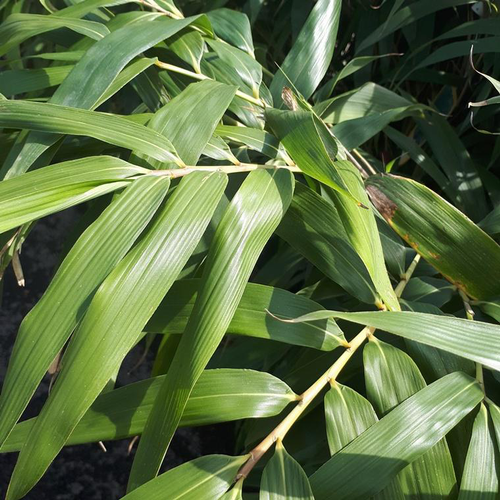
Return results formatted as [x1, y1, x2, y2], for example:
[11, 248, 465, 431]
[155, 61, 266, 107]
[236, 252, 421, 480]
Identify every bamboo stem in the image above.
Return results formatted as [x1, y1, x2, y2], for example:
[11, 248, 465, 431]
[155, 61, 266, 107]
[148, 163, 302, 178]
[236, 252, 421, 480]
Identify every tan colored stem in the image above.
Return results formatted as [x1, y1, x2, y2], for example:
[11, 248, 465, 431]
[148, 163, 301, 178]
[237, 252, 421, 480]
[155, 61, 266, 107]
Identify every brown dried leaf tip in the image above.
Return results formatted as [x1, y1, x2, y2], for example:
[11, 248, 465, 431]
[366, 185, 397, 220]
[282, 87, 298, 111]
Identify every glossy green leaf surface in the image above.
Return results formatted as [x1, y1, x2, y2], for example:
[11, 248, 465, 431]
[1, 369, 296, 452]
[6, 171, 227, 500]
[123, 455, 247, 500]
[310, 372, 483, 500]
[146, 278, 345, 350]
[0, 156, 145, 233]
[366, 174, 500, 300]
[129, 168, 294, 490]
[260, 442, 314, 500]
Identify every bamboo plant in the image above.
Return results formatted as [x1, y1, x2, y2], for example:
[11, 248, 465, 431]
[1, 0, 500, 498]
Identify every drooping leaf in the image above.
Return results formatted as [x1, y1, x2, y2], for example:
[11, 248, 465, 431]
[146, 278, 345, 351]
[6, 171, 227, 500]
[0, 100, 182, 165]
[366, 174, 500, 300]
[310, 372, 483, 500]
[1, 369, 297, 452]
[0, 175, 170, 448]
[129, 168, 294, 490]
[0, 156, 146, 233]
[276, 182, 378, 305]
[260, 442, 314, 500]
[364, 338, 457, 498]
[270, 0, 341, 103]
[458, 403, 499, 499]
[207, 8, 254, 56]
[122, 455, 248, 500]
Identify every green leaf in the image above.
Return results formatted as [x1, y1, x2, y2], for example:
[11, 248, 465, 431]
[283, 310, 500, 372]
[216, 124, 281, 159]
[0, 65, 73, 96]
[129, 168, 294, 490]
[0, 156, 145, 234]
[260, 442, 314, 500]
[324, 383, 405, 499]
[458, 403, 499, 499]
[0, 100, 182, 165]
[479, 205, 500, 236]
[6, 171, 227, 500]
[122, 455, 247, 500]
[366, 174, 500, 300]
[134, 80, 237, 167]
[276, 182, 378, 304]
[1, 369, 297, 452]
[310, 372, 483, 500]
[0, 13, 109, 57]
[415, 115, 487, 221]
[364, 338, 457, 498]
[270, 0, 341, 103]
[207, 8, 254, 56]
[146, 278, 345, 350]
[1, 15, 204, 179]
[0, 175, 170, 449]
[168, 30, 205, 73]
[324, 383, 378, 455]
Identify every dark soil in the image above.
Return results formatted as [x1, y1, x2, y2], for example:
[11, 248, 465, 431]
[0, 209, 234, 499]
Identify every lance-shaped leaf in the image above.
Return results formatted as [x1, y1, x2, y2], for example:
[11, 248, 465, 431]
[260, 442, 314, 500]
[0, 156, 146, 233]
[123, 455, 248, 500]
[0, 13, 109, 57]
[324, 383, 405, 498]
[458, 403, 499, 499]
[0, 100, 182, 165]
[269, 0, 341, 104]
[6, 171, 228, 500]
[0, 175, 170, 449]
[0, 65, 73, 96]
[146, 279, 345, 351]
[276, 182, 378, 304]
[216, 124, 281, 159]
[207, 8, 254, 56]
[310, 372, 483, 500]
[278, 310, 500, 372]
[364, 338, 457, 498]
[129, 168, 294, 490]
[1, 15, 204, 179]
[366, 174, 500, 300]
[134, 80, 237, 168]
[1, 369, 297, 452]
[168, 30, 205, 73]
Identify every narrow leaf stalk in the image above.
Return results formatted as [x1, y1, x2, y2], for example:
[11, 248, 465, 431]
[155, 61, 266, 107]
[236, 252, 421, 480]
[148, 164, 301, 178]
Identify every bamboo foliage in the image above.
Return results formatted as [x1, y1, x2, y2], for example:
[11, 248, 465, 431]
[0, 0, 499, 499]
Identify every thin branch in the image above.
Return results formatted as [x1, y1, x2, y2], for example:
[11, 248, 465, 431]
[236, 252, 421, 481]
[155, 61, 266, 108]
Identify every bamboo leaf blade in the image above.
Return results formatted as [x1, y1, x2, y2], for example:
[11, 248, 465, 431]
[0, 175, 170, 449]
[0, 156, 146, 233]
[260, 442, 314, 500]
[122, 455, 247, 500]
[0, 100, 182, 165]
[364, 339, 457, 498]
[6, 171, 228, 500]
[1, 369, 297, 452]
[129, 168, 294, 490]
[269, 0, 341, 103]
[366, 174, 500, 300]
[310, 372, 483, 500]
[458, 403, 499, 499]
[146, 279, 345, 351]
